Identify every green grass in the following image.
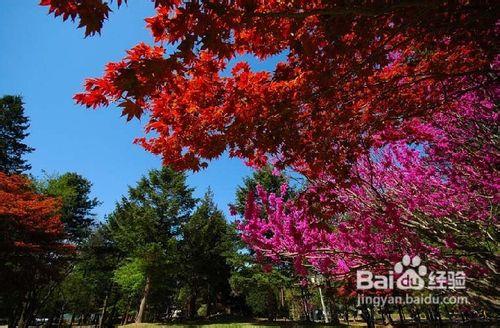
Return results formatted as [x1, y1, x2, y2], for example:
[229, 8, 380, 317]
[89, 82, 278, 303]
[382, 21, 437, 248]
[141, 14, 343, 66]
[121, 322, 356, 328]
[125, 324, 264, 328]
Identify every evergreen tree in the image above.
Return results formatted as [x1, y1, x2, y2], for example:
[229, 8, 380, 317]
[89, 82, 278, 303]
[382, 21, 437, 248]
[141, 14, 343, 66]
[0, 95, 33, 174]
[179, 190, 234, 318]
[108, 167, 196, 323]
[38, 172, 99, 244]
[232, 166, 295, 216]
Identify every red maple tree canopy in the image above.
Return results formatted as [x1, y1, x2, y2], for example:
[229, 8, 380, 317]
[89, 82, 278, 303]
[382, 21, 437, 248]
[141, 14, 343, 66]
[0, 172, 71, 273]
[41, 1, 497, 180]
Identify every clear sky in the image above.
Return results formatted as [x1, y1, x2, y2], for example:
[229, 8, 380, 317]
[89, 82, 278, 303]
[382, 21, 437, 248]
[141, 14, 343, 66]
[0, 1, 280, 220]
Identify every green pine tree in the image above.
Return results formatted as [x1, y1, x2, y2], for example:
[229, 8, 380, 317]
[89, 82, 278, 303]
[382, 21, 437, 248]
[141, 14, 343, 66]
[108, 167, 196, 323]
[37, 172, 100, 244]
[179, 189, 234, 318]
[0, 95, 33, 174]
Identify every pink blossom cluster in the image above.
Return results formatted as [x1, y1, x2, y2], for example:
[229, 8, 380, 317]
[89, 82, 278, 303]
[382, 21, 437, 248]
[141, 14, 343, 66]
[239, 85, 498, 281]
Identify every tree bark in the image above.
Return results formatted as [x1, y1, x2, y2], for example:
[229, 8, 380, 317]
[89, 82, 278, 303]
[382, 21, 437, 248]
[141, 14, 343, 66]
[444, 303, 452, 320]
[325, 280, 340, 325]
[107, 299, 118, 328]
[397, 304, 405, 323]
[433, 304, 442, 325]
[46, 314, 55, 328]
[98, 292, 109, 328]
[135, 276, 151, 323]
[300, 287, 310, 321]
[8, 305, 18, 328]
[122, 298, 131, 325]
[318, 286, 329, 323]
[384, 305, 394, 325]
[206, 282, 212, 317]
[57, 303, 65, 328]
[187, 286, 198, 319]
[17, 291, 35, 328]
[360, 305, 375, 328]
[17, 302, 30, 328]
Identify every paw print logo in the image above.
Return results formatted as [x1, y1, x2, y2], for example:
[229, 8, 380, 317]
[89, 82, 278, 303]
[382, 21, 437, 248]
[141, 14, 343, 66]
[395, 255, 427, 290]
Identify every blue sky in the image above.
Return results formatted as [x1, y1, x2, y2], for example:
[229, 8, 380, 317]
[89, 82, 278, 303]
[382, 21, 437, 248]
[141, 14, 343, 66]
[0, 1, 281, 220]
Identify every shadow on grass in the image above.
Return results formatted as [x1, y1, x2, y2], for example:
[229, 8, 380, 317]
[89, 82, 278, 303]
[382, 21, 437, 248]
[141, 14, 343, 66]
[122, 318, 500, 328]
[121, 321, 349, 328]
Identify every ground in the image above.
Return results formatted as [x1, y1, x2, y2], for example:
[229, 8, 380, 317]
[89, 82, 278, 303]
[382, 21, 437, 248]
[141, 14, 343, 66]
[121, 322, 362, 328]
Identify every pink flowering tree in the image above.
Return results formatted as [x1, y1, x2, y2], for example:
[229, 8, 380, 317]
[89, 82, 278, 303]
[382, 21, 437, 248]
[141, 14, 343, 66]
[239, 85, 499, 307]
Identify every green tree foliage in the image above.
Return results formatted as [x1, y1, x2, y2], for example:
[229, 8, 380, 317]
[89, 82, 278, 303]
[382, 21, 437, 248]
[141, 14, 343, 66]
[36, 225, 121, 328]
[107, 167, 196, 323]
[127, 166, 196, 237]
[178, 190, 234, 318]
[232, 166, 295, 216]
[0, 95, 33, 174]
[38, 172, 99, 244]
[113, 258, 145, 299]
[230, 263, 291, 320]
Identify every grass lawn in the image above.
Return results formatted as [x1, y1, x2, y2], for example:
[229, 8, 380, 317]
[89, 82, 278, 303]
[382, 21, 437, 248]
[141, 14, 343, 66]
[121, 322, 365, 328]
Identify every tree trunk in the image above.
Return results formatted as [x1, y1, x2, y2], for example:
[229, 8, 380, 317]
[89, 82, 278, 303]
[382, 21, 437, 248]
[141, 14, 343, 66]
[107, 299, 118, 328]
[122, 298, 131, 325]
[397, 304, 405, 323]
[57, 303, 65, 328]
[46, 314, 55, 328]
[318, 286, 329, 323]
[444, 303, 452, 320]
[17, 291, 35, 328]
[69, 313, 75, 327]
[360, 305, 375, 328]
[325, 281, 340, 325]
[82, 313, 88, 325]
[187, 284, 198, 320]
[17, 303, 29, 328]
[384, 305, 394, 325]
[410, 306, 421, 324]
[300, 287, 310, 321]
[206, 282, 212, 317]
[8, 305, 18, 328]
[267, 288, 277, 321]
[78, 314, 83, 326]
[98, 292, 109, 328]
[433, 304, 442, 325]
[135, 276, 151, 323]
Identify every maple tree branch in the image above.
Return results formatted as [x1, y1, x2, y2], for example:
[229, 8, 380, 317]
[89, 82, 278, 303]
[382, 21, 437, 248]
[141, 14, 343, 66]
[254, 1, 438, 19]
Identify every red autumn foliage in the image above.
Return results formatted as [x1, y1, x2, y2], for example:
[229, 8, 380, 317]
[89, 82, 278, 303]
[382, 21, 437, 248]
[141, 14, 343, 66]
[0, 172, 73, 289]
[41, 1, 498, 177]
